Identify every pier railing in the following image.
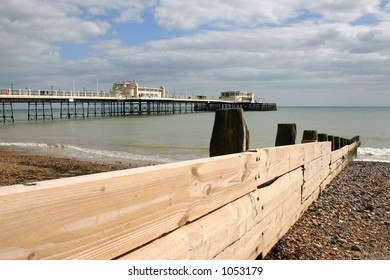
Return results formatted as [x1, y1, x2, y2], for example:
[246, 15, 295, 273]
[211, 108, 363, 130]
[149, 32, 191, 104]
[1, 88, 113, 98]
[0, 110, 359, 260]
[1, 88, 270, 103]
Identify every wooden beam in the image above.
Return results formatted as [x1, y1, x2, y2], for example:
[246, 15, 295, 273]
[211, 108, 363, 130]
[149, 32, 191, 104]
[0, 142, 332, 260]
[0, 153, 259, 260]
[302, 154, 331, 202]
[214, 169, 304, 259]
[120, 168, 304, 260]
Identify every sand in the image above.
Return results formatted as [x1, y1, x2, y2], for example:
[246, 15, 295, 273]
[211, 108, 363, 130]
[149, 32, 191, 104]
[0, 147, 154, 187]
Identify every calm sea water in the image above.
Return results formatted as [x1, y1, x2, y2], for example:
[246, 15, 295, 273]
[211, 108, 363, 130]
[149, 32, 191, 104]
[1, 107, 389, 163]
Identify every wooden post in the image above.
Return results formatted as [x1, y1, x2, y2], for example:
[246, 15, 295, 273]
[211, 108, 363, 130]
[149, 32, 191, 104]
[302, 130, 318, 143]
[328, 135, 335, 151]
[341, 138, 348, 148]
[209, 108, 249, 157]
[334, 136, 341, 150]
[318, 133, 328, 142]
[351, 136, 360, 143]
[275, 123, 297, 146]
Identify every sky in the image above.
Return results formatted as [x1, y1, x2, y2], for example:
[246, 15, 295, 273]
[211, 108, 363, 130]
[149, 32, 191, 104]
[0, 0, 389, 106]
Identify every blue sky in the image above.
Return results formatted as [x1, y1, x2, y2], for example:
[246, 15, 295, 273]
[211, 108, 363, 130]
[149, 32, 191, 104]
[0, 0, 389, 106]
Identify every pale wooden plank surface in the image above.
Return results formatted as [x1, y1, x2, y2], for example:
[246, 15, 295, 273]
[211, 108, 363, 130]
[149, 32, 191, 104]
[0, 153, 260, 259]
[303, 154, 330, 181]
[302, 154, 331, 202]
[214, 170, 303, 259]
[255, 142, 330, 185]
[0, 142, 334, 260]
[120, 168, 304, 260]
[330, 149, 344, 163]
[302, 166, 330, 203]
[120, 195, 257, 259]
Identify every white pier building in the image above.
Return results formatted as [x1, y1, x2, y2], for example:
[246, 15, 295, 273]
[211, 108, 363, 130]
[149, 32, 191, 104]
[112, 81, 166, 99]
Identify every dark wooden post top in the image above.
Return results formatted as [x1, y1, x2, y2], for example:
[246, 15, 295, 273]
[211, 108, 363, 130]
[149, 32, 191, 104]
[209, 108, 249, 157]
[275, 123, 297, 146]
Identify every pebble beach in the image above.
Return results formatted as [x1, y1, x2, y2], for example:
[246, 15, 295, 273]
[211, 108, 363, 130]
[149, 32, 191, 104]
[0, 147, 389, 260]
[266, 161, 390, 260]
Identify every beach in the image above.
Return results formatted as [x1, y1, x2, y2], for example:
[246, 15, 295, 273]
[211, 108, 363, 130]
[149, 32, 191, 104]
[0, 147, 388, 259]
[266, 160, 390, 260]
[0, 147, 155, 187]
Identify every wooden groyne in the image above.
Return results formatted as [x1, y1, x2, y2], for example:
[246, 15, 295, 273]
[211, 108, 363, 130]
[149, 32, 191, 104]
[0, 109, 359, 260]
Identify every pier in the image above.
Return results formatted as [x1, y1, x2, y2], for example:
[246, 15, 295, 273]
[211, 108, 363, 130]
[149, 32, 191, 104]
[0, 88, 276, 122]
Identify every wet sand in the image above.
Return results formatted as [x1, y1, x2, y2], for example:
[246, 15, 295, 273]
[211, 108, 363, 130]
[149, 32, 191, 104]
[0, 147, 154, 187]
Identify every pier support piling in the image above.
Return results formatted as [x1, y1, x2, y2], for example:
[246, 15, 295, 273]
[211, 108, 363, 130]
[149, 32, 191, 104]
[0, 102, 14, 123]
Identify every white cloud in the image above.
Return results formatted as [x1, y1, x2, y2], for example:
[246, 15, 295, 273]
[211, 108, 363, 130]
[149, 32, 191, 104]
[155, 0, 383, 30]
[155, 0, 298, 30]
[0, 0, 389, 105]
[90, 20, 390, 100]
[0, 0, 110, 43]
[305, 0, 381, 21]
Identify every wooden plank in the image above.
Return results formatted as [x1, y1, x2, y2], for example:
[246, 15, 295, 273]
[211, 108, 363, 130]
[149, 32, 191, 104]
[120, 168, 304, 260]
[214, 175, 303, 259]
[257, 187, 302, 257]
[0, 153, 260, 260]
[0, 142, 331, 260]
[256, 142, 330, 185]
[215, 143, 343, 259]
[261, 180, 321, 258]
[322, 143, 355, 191]
[303, 166, 329, 202]
[121, 194, 257, 260]
[302, 154, 330, 202]
[330, 149, 344, 163]
[303, 153, 330, 181]
[302, 166, 329, 203]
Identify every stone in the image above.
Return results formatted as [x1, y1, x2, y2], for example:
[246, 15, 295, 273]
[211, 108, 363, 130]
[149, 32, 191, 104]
[351, 245, 361, 252]
[337, 238, 348, 243]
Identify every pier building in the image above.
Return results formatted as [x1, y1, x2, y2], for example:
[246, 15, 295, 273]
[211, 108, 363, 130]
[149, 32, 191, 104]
[112, 81, 166, 99]
[220, 91, 255, 103]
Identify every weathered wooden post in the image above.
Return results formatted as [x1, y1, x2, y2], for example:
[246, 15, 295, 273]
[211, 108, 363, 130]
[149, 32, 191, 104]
[350, 136, 360, 157]
[275, 123, 296, 146]
[209, 108, 249, 157]
[341, 138, 348, 148]
[334, 136, 341, 150]
[328, 135, 335, 151]
[351, 136, 360, 143]
[318, 133, 328, 142]
[302, 130, 318, 143]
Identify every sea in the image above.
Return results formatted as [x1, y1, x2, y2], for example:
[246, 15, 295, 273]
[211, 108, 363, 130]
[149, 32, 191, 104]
[0, 107, 389, 164]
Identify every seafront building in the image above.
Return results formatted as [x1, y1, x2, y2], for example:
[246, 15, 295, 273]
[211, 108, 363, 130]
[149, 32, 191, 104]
[112, 81, 166, 99]
[219, 91, 255, 103]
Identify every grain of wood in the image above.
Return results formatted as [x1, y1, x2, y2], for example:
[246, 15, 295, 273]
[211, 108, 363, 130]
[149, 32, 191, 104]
[0, 141, 354, 260]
